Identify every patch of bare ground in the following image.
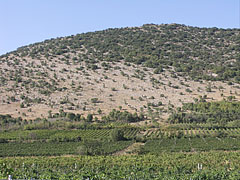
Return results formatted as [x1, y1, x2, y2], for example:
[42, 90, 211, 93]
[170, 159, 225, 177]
[0, 54, 240, 121]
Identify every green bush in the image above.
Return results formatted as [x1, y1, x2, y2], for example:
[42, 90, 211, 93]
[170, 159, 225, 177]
[110, 129, 125, 141]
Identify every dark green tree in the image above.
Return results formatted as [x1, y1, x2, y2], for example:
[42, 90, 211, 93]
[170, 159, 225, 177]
[110, 129, 125, 141]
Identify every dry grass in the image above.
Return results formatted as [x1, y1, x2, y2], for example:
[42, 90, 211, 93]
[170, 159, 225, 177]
[0, 53, 239, 121]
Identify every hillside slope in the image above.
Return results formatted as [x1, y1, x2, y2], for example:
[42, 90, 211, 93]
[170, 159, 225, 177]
[0, 23, 239, 120]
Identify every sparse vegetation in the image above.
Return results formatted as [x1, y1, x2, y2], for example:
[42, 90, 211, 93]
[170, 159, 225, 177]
[0, 23, 240, 179]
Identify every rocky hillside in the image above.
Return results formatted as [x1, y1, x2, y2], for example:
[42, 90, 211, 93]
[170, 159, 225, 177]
[0, 23, 239, 121]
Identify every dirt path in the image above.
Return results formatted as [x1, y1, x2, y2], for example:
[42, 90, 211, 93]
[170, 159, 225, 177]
[113, 142, 145, 155]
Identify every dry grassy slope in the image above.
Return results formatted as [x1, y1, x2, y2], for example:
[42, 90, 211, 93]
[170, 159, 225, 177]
[0, 51, 239, 121]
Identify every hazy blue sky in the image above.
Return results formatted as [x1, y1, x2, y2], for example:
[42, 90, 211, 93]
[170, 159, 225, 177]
[0, 0, 239, 55]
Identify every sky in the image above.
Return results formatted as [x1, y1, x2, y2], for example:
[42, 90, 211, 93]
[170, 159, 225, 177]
[0, 0, 239, 55]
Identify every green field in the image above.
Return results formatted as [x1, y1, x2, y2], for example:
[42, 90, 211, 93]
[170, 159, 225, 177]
[1, 152, 240, 179]
[0, 141, 133, 157]
[143, 137, 240, 153]
[0, 128, 139, 141]
[1, 101, 240, 179]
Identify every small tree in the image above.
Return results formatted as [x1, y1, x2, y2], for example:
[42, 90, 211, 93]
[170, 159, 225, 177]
[97, 108, 102, 115]
[67, 112, 75, 120]
[86, 114, 93, 122]
[48, 110, 52, 118]
[77, 145, 88, 155]
[110, 129, 125, 141]
[91, 98, 99, 103]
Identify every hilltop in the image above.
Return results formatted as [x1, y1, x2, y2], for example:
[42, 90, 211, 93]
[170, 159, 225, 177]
[1, 24, 240, 179]
[0, 23, 239, 122]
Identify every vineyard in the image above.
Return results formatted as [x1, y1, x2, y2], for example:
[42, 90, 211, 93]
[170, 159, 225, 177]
[0, 141, 133, 157]
[143, 137, 240, 153]
[0, 128, 139, 142]
[0, 127, 240, 158]
[142, 127, 240, 139]
[2, 124, 240, 142]
[1, 101, 240, 179]
[1, 152, 240, 179]
[0, 128, 137, 157]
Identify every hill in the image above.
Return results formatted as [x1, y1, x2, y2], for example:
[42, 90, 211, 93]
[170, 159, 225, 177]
[0, 23, 239, 121]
